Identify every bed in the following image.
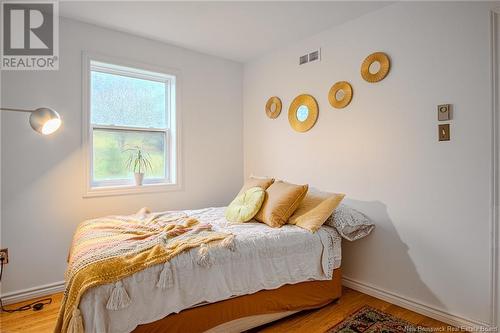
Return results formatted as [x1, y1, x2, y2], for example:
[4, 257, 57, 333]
[71, 207, 343, 333]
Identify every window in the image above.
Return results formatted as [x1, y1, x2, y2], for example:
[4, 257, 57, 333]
[84, 56, 179, 196]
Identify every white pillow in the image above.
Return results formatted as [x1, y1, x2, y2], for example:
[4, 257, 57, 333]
[326, 204, 374, 241]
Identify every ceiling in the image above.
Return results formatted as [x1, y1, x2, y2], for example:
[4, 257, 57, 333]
[60, 1, 392, 63]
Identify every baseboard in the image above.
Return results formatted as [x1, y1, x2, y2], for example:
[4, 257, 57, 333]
[342, 277, 494, 330]
[0, 280, 65, 305]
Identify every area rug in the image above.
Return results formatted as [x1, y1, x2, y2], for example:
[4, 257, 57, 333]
[327, 306, 421, 333]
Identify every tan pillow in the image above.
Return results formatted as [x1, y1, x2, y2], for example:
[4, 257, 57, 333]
[239, 176, 274, 194]
[255, 181, 309, 227]
[289, 189, 345, 232]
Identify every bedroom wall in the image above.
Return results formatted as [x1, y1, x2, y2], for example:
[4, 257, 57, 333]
[244, 1, 496, 327]
[0, 18, 243, 295]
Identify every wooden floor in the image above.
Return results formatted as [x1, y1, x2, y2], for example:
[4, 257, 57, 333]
[0, 287, 449, 333]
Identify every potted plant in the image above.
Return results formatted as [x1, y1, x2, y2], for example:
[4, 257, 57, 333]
[123, 145, 152, 186]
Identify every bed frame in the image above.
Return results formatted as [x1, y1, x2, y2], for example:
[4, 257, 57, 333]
[132, 268, 342, 333]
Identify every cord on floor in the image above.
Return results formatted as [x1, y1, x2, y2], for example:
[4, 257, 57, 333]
[0, 257, 53, 312]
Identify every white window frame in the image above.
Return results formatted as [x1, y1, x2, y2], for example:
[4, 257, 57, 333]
[82, 52, 182, 197]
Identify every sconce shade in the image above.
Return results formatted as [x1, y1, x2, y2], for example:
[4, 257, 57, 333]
[29, 107, 61, 135]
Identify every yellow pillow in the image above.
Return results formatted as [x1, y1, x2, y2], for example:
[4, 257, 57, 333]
[238, 176, 274, 194]
[225, 187, 266, 223]
[255, 181, 308, 228]
[289, 189, 345, 232]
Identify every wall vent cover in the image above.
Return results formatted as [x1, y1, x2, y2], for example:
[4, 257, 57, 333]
[299, 48, 321, 65]
[299, 54, 309, 65]
[309, 50, 320, 62]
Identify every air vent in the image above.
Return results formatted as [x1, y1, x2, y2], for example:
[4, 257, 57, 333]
[299, 48, 321, 65]
[299, 54, 309, 65]
[309, 49, 320, 62]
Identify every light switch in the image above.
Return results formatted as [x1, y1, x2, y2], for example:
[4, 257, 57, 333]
[439, 124, 450, 141]
[438, 104, 451, 121]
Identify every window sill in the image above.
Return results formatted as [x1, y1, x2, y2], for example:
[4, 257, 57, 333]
[83, 182, 181, 198]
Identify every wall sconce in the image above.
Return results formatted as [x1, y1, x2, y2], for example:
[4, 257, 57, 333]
[0, 107, 61, 135]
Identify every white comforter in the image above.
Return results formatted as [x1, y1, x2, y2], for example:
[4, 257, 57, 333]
[78, 207, 342, 333]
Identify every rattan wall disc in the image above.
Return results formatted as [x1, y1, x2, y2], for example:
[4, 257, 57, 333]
[361, 52, 390, 83]
[328, 81, 353, 109]
[288, 94, 318, 133]
[265, 96, 282, 119]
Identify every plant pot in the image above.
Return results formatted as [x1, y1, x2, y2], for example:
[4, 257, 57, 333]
[134, 173, 144, 186]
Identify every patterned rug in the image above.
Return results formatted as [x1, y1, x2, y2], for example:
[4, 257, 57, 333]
[327, 306, 421, 333]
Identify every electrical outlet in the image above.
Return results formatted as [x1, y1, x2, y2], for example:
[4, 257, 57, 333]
[0, 248, 9, 264]
[437, 104, 452, 121]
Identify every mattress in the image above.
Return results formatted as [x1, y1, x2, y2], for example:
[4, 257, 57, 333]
[78, 207, 342, 333]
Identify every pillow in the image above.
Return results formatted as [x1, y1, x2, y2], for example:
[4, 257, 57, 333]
[238, 176, 274, 194]
[325, 204, 375, 241]
[225, 187, 266, 223]
[288, 189, 345, 232]
[255, 181, 308, 228]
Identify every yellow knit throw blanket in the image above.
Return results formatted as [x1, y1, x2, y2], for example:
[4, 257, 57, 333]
[55, 209, 234, 333]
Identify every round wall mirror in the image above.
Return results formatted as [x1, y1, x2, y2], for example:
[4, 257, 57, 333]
[288, 94, 318, 132]
[361, 52, 390, 83]
[335, 89, 345, 100]
[369, 61, 381, 74]
[265, 96, 282, 119]
[270, 103, 277, 113]
[296, 105, 309, 122]
[328, 81, 353, 109]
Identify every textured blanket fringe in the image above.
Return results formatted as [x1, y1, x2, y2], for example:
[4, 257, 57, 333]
[220, 234, 236, 251]
[197, 243, 213, 267]
[156, 262, 174, 289]
[106, 281, 131, 310]
[67, 308, 84, 333]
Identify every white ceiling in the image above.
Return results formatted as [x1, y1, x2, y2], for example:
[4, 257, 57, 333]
[60, 1, 392, 63]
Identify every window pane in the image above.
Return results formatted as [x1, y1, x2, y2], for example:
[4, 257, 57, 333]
[93, 129, 166, 182]
[91, 70, 166, 128]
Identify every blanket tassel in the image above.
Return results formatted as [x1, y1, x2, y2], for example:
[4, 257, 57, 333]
[156, 262, 173, 289]
[197, 243, 212, 268]
[67, 308, 84, 333]
[106, 281, 131, 310]
[220, 234, 236, 251]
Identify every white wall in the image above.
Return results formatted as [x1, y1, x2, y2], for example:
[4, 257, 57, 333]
[244, 2, 496, 326]
[0, 18, 243, 294]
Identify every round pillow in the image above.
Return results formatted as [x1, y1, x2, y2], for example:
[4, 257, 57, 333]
[225, 187, 265, 223]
